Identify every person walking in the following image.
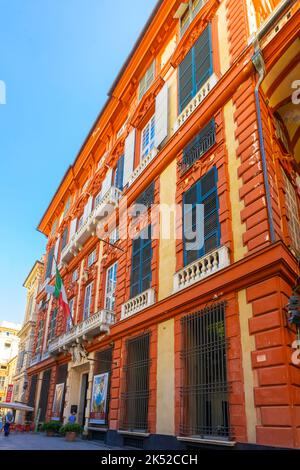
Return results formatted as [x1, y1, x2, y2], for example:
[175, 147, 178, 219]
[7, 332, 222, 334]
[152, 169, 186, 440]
[3, 411, 14, 437]
[0, 413, 3, 433]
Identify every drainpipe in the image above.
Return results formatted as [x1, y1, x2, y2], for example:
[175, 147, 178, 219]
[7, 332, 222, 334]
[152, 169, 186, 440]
[252, 49, 276, 243]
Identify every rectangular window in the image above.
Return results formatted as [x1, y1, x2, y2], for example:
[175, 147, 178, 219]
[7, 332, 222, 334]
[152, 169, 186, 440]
[141, 116, 155, 160]
[181, 119, 216, 174]
[105, 263, 118, 311]
[109, 227, 119, 244]
[61, 227, 69, 250]
[120, 333, 150, 432]
[67, 298, 75, 331]
[88, 250, 97, 268]
[72, 269, 79, 283]
[183, 167, 220, 266]
[36, 320, 44, 352]
[282, 170, 300, 255]
[83, 283, 93, 320]
[179, 24, 212, 112]
[180, 0, 206, 35]
[45, 247, 54, 279]
[48, 309, 57, 341]
[180, 303, 230, 440]
[114, 155, 125, 191]
[63, 197, 71, 217]
[139, 61, 155, 100]
[130, 226, 152, 298]
[77, 214, 84, 231]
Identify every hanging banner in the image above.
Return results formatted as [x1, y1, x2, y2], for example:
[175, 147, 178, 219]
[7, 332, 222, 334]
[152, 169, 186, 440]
[90, 373, 109, 424]
[51, 383, 65, 421]
[5, 384, 14, 403]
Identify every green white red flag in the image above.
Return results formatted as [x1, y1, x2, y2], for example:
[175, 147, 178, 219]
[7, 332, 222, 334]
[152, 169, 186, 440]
[54, 268, 73, 324]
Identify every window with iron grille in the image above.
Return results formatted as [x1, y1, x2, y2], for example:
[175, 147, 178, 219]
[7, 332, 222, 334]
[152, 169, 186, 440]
[180, 120, 216, 174]
[180, 302, 230, 440]
[38, 369, 51, 422]
[183, 167, 220, 266]
[120, 333, 151, 432]
[178, 25, 212, 113]
[36, 320, 44, 352]
[130, 226, 152, 298]
[282, 169, 300, 255]
[139, 61, 155, 101]
[135, 182, 155, 209]
[48, 309, 57, 341]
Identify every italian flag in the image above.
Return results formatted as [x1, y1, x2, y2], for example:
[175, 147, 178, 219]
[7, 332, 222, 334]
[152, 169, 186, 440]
[54, 268, 73, 324]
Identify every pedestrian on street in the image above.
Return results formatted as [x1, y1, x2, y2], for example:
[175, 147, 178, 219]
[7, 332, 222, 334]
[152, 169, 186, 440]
[4, 411, 14, 437]
[68, 411, 77, 424]
[0, 413, 3, 432]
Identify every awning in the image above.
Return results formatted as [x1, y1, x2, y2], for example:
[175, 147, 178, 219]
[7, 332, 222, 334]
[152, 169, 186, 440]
[0, 402, 34, 412]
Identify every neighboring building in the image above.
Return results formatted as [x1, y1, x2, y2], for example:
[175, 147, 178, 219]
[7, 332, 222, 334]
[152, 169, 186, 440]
[0, 321, 21, 402]
[4, 355, 18, 402]
[13, 261, 44, 423]
[27, 0, 300, 449]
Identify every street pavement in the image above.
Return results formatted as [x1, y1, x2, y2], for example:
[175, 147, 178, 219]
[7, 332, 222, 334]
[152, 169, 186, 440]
[0, 432, 119, 450]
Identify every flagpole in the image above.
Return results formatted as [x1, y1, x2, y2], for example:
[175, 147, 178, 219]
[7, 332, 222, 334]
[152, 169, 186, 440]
[53, 255, 75, 327]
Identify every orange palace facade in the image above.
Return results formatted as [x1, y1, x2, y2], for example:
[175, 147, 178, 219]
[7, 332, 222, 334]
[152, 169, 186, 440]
[26, 0, 300, 449]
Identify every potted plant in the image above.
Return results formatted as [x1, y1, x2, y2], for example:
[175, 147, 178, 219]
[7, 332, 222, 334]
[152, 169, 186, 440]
[59, 423, 83, 442]
[41, 421, 62, 437]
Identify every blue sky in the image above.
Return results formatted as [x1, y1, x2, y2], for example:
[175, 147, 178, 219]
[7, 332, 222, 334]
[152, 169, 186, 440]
[0, 0, 157, 324]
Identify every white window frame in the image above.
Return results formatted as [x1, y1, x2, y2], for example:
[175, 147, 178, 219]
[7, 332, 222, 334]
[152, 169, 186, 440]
[77, 214, 84, 230]
[83, 282, 93, 320]
[105, 263, 117, 312]
[282, 170, 300, 255]
[88, 250, 97, 268]
[141, 115, 155, 160]
[139, 60, 155, 101]
[180, 0, 205, 35]
[72, 269, 79, 283]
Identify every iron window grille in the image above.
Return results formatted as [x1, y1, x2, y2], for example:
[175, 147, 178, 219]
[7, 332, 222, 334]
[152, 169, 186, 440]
[130, 226, 152, 299]
[38, 369, 51, 422]
[120, 332, 151, 432]
[179, 120, 216, 175]
[135, 182, 155, 209]
[180, 302, 230, 440]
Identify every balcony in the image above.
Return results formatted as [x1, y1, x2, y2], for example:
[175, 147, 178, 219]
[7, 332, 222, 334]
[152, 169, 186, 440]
[30, 353, 41, 367]
[121, 288, 155, 320]
[128, 148, 158, 187]
[48, 309, 115, 355]
[61, 186, 122, 264]
[174, 74, 218, 131]
[173, 246, 230, 292]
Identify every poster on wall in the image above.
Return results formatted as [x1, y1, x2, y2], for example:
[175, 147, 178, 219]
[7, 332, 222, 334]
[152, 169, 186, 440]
[51, 383, 65, 421]
[5, 384, 14, 403]
[89, 373, 109, 424]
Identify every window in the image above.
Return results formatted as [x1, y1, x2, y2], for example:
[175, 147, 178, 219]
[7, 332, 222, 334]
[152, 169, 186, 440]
[179, 25, 212, 112]
[120, 333, 150, 432]
[77, 214, 84, 231]
[180, 119, 216, 174]
[36, 320, 44, 352]
[67, 298, 75, 331]
[114, 155, 124, 191]
[180, 303, 229, 439]
[45, 246, 54, 279]
[17, 351, 25, 371]
[88, 250, 97, 268]
[95, 191, 102, 208]
[130, 226, 152, 298]
[139, 61, 155, 100]
[180, 0, 206, 35]
[282, 170, 300, 255]
[109, 228, 119, 244]
[135, 182, 155, 209]
[48, 309, 57, 341]
[83, 283, 93, 320]
[51, 219, 58, 236]
[0, 377, 5, 389]
[72, 269, 79, 283]
[63, 197, 71, 217]
[61, 227, 69, 251]
[183, 167, 220, 266]
[105, 263, 118, 311]
[141, 116, 155, 160]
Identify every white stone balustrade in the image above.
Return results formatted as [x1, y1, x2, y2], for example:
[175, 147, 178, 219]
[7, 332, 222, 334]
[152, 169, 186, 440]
[173, 246, 230, 292]
[121, 288, 155, 320]
[175, 74, 218, 131]
[128, 148, 158, 187]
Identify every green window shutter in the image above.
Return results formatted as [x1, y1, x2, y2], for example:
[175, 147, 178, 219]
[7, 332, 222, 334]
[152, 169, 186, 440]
[130, 226, 152, 298]
[179, 49, 193, 112]
[194, 24, 212, 91]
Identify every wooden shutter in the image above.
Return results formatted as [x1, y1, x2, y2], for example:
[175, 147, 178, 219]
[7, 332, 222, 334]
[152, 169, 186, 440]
[130, 226, 152, 298]
[101, 168, 113, 197]
[123, 129, 136, 186]
[179, 49, 193, 112]
[194, 25, 212, 92]
[155, 83, 169, 148]
[69, 218, 77, 240]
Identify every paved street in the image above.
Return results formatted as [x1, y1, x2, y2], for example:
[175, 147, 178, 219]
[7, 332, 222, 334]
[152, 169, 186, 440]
[0, 432, 118, 450]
